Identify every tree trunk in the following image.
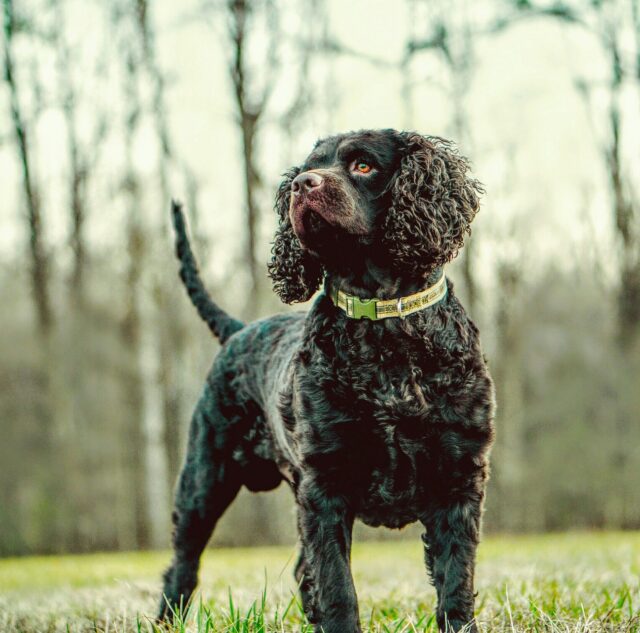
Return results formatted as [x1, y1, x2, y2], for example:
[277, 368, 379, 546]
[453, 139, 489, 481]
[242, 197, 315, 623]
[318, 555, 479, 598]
[120, 216, 151, 549]
[2, 0, 76, 553]
[608, 90, 640, 350]
[229, 0, 263, 311]
[494, 263, 526, 531]
[135, 0, 187, 489]
[138, 284, 171, 548]
[603, 33, 639, 526]
[3, 0, 52, 335]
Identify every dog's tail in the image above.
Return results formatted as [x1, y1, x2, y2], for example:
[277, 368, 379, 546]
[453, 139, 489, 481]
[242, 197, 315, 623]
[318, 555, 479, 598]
[171, 200, 244, 344]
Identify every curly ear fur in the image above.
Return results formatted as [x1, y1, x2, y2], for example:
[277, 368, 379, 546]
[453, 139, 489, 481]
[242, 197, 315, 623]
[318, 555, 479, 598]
[268, 167, 324, 303]
[382, 133, 484, 272]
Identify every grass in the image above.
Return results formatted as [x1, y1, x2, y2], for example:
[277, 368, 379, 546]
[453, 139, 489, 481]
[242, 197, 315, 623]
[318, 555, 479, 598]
[0, 532, 639, 632]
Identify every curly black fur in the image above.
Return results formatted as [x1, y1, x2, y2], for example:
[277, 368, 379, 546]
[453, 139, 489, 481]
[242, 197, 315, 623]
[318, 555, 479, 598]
[382, 134, 483, 272]
[158, 130, 495, 633]
[267, 167, 325, 303]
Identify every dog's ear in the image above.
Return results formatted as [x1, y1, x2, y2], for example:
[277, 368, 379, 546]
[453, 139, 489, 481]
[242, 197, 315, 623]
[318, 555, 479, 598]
[268, 167, 324, 303]
[382, 133, 483, 272]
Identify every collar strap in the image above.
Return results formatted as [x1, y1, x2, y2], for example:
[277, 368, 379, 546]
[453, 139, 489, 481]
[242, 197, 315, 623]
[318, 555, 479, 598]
[326, 273, 447, 320]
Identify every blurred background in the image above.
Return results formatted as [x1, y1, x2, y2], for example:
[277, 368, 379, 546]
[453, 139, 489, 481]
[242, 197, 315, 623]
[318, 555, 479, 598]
[1, 0, 639, 557]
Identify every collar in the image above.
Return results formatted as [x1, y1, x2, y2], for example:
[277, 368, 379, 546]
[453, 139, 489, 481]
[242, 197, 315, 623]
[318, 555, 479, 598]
[326, 272, 447, 320]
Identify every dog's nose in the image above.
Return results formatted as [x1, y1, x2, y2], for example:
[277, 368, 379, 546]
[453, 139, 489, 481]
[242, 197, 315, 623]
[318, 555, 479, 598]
[291, 171, 323, 195]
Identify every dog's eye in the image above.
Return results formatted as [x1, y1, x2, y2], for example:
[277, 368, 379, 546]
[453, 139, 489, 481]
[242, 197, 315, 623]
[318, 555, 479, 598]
[351, 160, 373, 174]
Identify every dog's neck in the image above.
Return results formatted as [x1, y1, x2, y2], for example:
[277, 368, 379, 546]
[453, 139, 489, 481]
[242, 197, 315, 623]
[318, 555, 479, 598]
[324, 260, 444, 301]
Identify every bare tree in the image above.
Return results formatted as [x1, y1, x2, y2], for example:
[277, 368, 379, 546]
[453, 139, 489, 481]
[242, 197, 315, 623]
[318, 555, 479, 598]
[134, 0, 201, 485]
[3, 0, 52, 335]
[226, 0, 279, 308]
[2, 0, 86, 553]
[113, 1, 171, 549]
[51, 2, 107, 303]
[501, 0, 640, 350]
[493, 258, 526, 531]
[498, 0, 640, 530]
[134, 0, 173, 207]
[119, 41, 150, 549]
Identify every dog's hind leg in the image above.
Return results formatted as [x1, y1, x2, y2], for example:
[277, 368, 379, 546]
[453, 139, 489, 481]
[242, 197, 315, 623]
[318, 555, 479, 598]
[158, 385, 242, 621]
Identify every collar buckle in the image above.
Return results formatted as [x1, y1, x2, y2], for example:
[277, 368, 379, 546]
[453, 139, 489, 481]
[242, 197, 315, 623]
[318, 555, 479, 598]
[327, 272, 447, 321]
[352, 297, 377, 320]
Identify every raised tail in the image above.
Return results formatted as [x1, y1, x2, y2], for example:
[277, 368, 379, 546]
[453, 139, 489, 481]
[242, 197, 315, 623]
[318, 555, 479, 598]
[171, 201, 244, 343]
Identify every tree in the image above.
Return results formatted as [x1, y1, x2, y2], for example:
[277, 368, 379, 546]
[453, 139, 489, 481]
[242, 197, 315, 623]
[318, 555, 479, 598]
[2, 0, 51, 335]
[499, 0, 640, 529]
[492, 258, 527, 530]
[52, 2, 107, 303]
[113, 0, 172, 549]
[226, 0, 279, 309]
[502, 0, 640, 350]
[134, 0, 182, 487]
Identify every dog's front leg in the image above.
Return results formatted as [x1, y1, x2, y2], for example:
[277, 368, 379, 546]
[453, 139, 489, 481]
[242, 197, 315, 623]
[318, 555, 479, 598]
[421, 486, 484, 633]
[297, 476, 361, 633]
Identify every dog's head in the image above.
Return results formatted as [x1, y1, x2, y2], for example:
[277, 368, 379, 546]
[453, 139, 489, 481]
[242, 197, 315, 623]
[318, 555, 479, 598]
[268, 129, 483, 303]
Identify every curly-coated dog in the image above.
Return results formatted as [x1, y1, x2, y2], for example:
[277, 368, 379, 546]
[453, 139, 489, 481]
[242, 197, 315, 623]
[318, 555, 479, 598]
[158, 129, 495, 632]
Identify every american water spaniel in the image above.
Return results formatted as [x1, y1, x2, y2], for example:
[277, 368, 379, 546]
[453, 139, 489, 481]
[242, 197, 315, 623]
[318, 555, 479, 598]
[158, 129, 495, 632]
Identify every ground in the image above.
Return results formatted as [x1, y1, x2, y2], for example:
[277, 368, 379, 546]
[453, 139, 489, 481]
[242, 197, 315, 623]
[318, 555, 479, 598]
[0, 532, 639, 632]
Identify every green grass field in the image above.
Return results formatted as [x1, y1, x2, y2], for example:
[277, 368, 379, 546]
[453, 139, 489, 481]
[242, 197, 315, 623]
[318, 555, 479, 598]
[1, 532, 639, 632]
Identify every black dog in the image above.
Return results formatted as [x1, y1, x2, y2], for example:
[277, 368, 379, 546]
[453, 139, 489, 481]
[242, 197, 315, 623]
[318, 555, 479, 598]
[158, 129, 495, 632]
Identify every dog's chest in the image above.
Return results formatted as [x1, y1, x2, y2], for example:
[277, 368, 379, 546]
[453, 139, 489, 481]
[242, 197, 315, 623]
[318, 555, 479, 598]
[331, 337, 443, 421]
[334, 357, 445, 528]
[355, 418, 436, 528]
[295, 315, 492, 527]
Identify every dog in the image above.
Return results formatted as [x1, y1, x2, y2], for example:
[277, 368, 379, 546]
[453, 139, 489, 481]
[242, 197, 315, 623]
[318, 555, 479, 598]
[158, 129, 495, 632]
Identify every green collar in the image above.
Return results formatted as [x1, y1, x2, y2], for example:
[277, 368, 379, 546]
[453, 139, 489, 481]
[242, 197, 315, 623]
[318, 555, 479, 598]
[326, 273, 447, 320]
